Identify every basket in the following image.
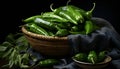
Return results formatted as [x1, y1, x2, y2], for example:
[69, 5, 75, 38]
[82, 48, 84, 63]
[21, 26, 71, 57]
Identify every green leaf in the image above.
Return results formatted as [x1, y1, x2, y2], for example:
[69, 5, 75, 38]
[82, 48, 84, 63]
[3, 48, 13, 58]
[2, 64, 9, 68]
[14, 33, 23, 38]
[20, 64, 29, 68]
[16, 36, 28, 46]
[0, 32, 31, 68]
[22, 53, 29, 59]
[5, 33, 15, 43]
[17, 55, 22, 66]
[14, 58, 18, 65]
[16, 36, 29, 51]
[8, 59, 14, 68]
[9, 49, 16, 59]
[0, 46, 7, 51]
[1, 41, 13, 47]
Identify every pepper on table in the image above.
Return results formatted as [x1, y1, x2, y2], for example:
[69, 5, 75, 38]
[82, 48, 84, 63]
[38, 59, 59, 67]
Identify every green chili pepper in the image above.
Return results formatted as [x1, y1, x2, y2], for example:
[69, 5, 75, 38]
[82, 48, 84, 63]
[69, 5, 87, 19]
[55, 28, 69, 37]
[85, 3, 96, 19]
[69, 5, 85, 13]
[47, 31, 55, 36]
[69, 3, 96, 20]
[23, 15, 41, 23]
[50, 5, 77, 25]
[57, 11, 77, 25]
[34, 17, 56, 30]
[84, 20, 94, 35]
[73, 53, 87, 62]
[25, 23, 49, 36]
[65, 5, 84, 23]
[41, 12, 69, 23]
[69, 31, 86, 35]
[56, 22, 71, 30]
[55, 26, 69, 37]
[87, 50, 97, 64]
[39, 59, 59, 67]
[98, 51, 106, 62]
[69, 6, 84, 23]
[71, 26, 79, 32]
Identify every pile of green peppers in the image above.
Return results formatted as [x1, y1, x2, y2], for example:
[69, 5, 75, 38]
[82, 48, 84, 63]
[73, 50, 107, 64]
[23, 3, 100, 37]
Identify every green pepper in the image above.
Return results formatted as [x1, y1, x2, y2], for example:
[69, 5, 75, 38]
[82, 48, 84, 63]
[23, 15, 41, 23]
[57, 10, 77, 25]
[73, 53, 87, 62]
[69, 5, 85, 13]
[98, 51, 106, 62]
[56, 22, 71, 30]
[84, 20, 94, 35]
[69, 31, 86, 35]
[85, 3, 96, 19]
[47, 31, 55, 36]
[55, 29, 69, 37]
[87, 50, 97, 64]
[25, 23, 49, 36]
[69, 3, 96, 20]
[34, 17, 56, 30]
[69, 5, 87, 19]
[66, 5, 84, 23]
[39, 59, 59, 67]
[71, 26, 79, 32]
[41, 12, 69, 23]
[50, 5, 77, 25]
[55, 25, 69, 36]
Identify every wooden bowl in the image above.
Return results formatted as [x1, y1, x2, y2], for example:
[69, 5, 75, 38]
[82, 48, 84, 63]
[21, 26, 71, 58]
[72, 56, 112, 69]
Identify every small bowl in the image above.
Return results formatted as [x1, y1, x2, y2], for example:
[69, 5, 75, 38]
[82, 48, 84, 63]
[72, 56, 112, 69]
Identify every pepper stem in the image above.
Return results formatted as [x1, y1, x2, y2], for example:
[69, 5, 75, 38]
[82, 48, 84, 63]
[50, 3, 55, 12]
[89, 2, 96, 13]
[66, 0, 71, 5]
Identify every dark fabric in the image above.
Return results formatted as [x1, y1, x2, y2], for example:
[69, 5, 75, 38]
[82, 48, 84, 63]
[29, 17, 120, 69]
[65, 17, 120, 69]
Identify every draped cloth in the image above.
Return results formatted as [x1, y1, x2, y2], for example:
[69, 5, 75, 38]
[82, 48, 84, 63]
[30, 17, 120, 69]
[53, 17, 120, 69]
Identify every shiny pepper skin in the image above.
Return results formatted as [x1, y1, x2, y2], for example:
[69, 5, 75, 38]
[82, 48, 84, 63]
[87, 50, 97, 64]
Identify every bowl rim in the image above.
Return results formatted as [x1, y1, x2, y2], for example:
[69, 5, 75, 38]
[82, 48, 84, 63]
[72, 55, 112, 65]
[21, 26, 68, 40]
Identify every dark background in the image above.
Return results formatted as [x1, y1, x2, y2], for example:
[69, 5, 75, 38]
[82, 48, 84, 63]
[0, 0, 119, 43]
